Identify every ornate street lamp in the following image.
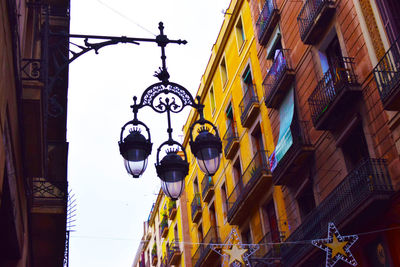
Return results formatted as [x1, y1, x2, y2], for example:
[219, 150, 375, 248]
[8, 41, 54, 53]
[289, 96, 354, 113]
[118, 22, 222, 200]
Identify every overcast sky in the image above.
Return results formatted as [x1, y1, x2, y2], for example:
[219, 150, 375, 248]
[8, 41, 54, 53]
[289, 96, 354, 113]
[67, 0, 231, 266]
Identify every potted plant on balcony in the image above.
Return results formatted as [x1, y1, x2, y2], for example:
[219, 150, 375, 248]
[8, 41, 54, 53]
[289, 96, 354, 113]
[151, 243, 158, 265]
[160, 213, 168, 237]
[168, 200, 177, 220]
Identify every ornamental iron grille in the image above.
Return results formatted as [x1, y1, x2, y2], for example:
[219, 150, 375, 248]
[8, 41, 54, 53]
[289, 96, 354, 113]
[222, 120, 239, 156]
[297, 0, 335, 44]
[307, 57, 359, 127]
[373, 36, 400, 109]
[256, 0, 279, 45]
[271, 120, 313, 185]
[193, 226, 220, 267]
[201, 174, 214, 202]
[227, 150, 270, 221]
[263, 49, 294, 108]
[239, 84, 259, 126]
[191, 193, 202, 222]
[248, 231, 282, 266]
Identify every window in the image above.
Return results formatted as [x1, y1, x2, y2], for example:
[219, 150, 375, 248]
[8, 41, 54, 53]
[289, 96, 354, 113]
[194, 177, 199, 194]
[340, 123, 369, 171]
[241, 227, 252, 244]
[375, 0, 400, 44]
[221, 182, 228, 218]
[174, 224, 179, 241]
[197, 224, 204, 243]
[251, 124, 264, 153]
[220, 57, 228, 87]
[296, 182, 316, 221]
[261, 200, 280, 242]
[226, 103, 234, 129]
[266, 28, 282, 59]
[236, 18, 245, 50]
[233, 158, 242, 191]
[209, 86, 216, 113]
[319, 35, 343, 74]
[242, 66, 254, 93]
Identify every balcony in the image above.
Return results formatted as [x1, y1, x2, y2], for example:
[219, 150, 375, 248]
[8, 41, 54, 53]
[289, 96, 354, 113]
[263, 49, 295, 108]
[151, 254, 158, 266]
[159, 216, 168, 238]
[373, 38, 400, 110]
[297, 0, 335, 44]
[227, 151, 272, 225]
[239, 85, 260, 128]
[256, 0, 279, 45]
[168, 201, 177, 220]
[160, 257, 167, 267]
[193, 226, 220, 267]
[168, 240, 182, 266]
[281, 158, 394, 267]
[308, 57, 361, 130]
[249, 232, 281, 265]
[222, 120, 239, 160]
[201, 175, 214, 203]
[272, 121, 314, 185]
[191, 193, 202, 223]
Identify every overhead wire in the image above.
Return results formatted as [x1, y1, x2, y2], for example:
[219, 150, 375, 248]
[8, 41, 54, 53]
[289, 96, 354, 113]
[95, 0, 157, 37]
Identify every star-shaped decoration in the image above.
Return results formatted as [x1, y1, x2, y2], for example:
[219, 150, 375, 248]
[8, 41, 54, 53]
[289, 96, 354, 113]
[312, 222, 358, 267]
[210, 228, 259, 267]
[224, 244, 247, 265]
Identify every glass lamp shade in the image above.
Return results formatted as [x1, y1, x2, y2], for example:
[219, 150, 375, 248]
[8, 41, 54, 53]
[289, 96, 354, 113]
[195, 147, 221, 176]
[190, 127, 222, 176]
[161, 179, 185, 201]
[123, 157, 148, 178]
[156, 150, 189, 200]
[119, 128, 152, 178]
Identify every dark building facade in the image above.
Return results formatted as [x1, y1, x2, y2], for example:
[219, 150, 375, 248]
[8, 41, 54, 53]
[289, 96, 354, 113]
[1, 0, 70, 266]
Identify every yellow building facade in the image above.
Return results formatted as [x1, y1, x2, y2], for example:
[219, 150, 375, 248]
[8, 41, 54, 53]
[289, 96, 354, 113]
[134, 0, 289, 266]
[181, 0, 288, 266]
[133, 189, 192, 267]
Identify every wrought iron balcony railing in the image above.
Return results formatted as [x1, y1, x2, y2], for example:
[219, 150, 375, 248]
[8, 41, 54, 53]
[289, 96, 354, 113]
[193, 226, 220, 267]
[263, 49, 295, 108]
[308, 57, 360, 130]
[151, 253, 158, 266]
[256, 0, 279, 45]
[239, 85, 260, 128]
[297, 0, 335, 44]
[272, 120, 313, 185]
[282, 158, 394, 267]
[373, 37, 400, 110]
[227, 150, 271, 224]
[191, 193, 202, 223]
[168, 239, 181, 265]
[201, 175, 214, 203]
[160, 257, 167, 267]
[222, 120, 239, 159]
[250, 232, 281, 265]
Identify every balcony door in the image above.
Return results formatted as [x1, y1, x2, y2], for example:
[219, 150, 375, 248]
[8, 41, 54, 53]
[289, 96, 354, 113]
[251, 124, 265, 164]
[376, 0, 400, 44]
[340, 123, 370, 171]
[262, 200, 280, 243]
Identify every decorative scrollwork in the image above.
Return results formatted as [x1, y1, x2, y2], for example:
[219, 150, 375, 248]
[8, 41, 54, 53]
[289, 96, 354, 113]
[31, 177, 67, 201]
[21, 59, 42, 81]
[139, 82, 196, 113]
